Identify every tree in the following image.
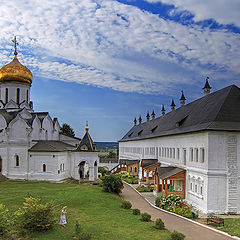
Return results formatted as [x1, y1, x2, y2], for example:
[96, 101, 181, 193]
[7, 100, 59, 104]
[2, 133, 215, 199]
[60, 123, 75, 137]
[101, 175, 123, 194]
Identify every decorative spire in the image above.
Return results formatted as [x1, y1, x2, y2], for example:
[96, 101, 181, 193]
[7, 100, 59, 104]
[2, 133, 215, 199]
[161, 105, 165, 116]
[180, 90, 186, 106]
[134, 117, 137, 126]
[203, 77, 211, 96]
[85, 121, 89, 132]
[151, 110, 155, 120]
[146, 111, 150, 122]
[12, 36, 18, 57]
[138, 116, 142, 125]
[170, 99, 176, 111]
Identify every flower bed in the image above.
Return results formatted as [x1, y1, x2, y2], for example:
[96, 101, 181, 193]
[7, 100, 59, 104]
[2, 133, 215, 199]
[136, 184, 154, 192]
[121, 174, 139, 184]
[155, 194, 198, 219]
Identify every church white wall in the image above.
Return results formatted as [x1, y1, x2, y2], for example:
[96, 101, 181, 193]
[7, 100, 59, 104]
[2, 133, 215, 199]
[28, 151, 69, 181]
[42, 116, 53, 140]
[9, 119, 30, 141]
[30, 118, 41, 140]
[0, 83, 30, 105]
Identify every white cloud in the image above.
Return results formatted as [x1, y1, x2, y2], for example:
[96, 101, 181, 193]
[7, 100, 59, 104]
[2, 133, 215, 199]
[0, 0, 239, 94]
[145, 0, 240, 27]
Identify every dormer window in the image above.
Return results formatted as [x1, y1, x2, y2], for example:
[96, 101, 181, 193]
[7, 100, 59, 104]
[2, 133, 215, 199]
[128, 132, 133, 137]
[138, 130, 143, 136]
[81, 145, 88, 151]
[176, 115, 188, 127]
[151, 126, 158, 133]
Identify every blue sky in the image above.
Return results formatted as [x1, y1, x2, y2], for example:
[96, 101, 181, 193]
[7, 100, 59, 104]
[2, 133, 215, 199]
[0, 0, 239, 141]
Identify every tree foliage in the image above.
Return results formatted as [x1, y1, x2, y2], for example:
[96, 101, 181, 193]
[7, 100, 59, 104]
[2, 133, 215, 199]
[60, 123, 75, 137]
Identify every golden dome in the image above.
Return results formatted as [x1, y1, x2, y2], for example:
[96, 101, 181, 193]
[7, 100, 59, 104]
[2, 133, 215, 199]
[0, 55, 33, 85]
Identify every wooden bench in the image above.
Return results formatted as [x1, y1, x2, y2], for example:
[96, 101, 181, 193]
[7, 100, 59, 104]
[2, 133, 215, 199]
[207, 215, 224, 227]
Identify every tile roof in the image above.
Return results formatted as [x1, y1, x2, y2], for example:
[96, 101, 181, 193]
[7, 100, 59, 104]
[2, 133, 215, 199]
[120, 85, 240, 142]
[29, 140, 74, 152]
[157, 167, 184, 179]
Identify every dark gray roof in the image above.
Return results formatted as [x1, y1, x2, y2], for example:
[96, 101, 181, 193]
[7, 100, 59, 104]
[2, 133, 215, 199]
[120, 85, 240, 142]
[29, 140, 74, 152]
[99, 158, 119, 163]
[119, 159, 139, 165]
[157, 167, 184, 179]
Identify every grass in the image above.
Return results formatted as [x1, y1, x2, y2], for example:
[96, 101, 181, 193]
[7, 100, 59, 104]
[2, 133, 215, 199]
[222, 218, 240, 237]
[0, 181, 171, 240]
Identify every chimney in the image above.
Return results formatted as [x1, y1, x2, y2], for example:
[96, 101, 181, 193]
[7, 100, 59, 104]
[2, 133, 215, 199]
[180, 91, 186, 106]
[151, 110, 155, 120]
[146, 112, 150, 122]
[161, 105, 165, 116]
[203, 77, 211, 96]
[138, 116, 142, 125]
[134, 117, 137, 126]
[170, 99, 176, 111]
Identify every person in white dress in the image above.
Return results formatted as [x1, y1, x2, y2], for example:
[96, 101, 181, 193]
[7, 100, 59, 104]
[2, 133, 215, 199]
[59, 206, 67, 226]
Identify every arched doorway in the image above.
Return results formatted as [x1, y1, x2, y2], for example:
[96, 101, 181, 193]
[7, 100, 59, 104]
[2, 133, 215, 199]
[94, 161, 98, 180]
[78, 161, 88, 180]
[0, 157, 2, 173]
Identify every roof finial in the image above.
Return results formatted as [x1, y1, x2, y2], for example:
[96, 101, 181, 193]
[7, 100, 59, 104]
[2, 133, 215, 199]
[146, 111, 150, 122]
[170, 99, 176, 111]
[161, 105, 165, 116]
[151, 110, 155, 120]
[180, 90, 186, 106]
[134, 117, 137, 126]
[12, 36, 18, 57]
[85, 121, 89, 132]
[203, 76, 211, 96]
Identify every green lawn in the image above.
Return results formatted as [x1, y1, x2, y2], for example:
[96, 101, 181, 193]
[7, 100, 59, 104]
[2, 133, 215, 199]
[222, 218, 240, 237]
[0, 181, 171, 240]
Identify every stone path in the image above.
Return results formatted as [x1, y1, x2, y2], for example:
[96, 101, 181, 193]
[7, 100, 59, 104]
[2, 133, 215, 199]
[121, 183, 235, 240]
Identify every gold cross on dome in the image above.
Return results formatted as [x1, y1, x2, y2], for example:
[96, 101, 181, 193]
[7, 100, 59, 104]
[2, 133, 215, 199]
[12, 36, 18, 56]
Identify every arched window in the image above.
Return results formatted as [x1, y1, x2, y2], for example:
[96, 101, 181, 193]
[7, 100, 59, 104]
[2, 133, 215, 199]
[26, 90, 29, 103]
[43, 164, 46, 172]
[5, 88, 8, 103]
[134, 167, 137, 172]
[16, 88, 20, 104]
[15, 155, 19, 167]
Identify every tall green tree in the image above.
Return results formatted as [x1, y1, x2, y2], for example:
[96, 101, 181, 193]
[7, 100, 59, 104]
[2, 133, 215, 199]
[60, 123, 75, 137]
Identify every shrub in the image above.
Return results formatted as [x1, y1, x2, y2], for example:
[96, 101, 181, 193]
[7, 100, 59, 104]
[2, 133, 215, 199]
[141, 213, 151, 222]
[155, 218, 165, 230]
[121, 200, 132, 209]
[101, 175, 123, 194]
[0, 204, 11, 237]
[136, 185, 154, 192]
[170, 231, 185, 240]
[132, 208, 140, 215]
[14, 196, 55, 233]
[98, 167, 108, 176]
[78, 232, 91, 240]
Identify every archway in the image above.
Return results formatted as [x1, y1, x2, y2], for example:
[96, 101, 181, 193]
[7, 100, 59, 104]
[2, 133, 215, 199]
[94, 161, 98, 180]
[78, 161, 89, 180]
[0, 156, 2, 173]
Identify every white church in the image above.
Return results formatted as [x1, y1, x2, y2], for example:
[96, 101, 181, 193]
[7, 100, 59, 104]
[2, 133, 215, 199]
[0, 38, 99, 182]
[119, 79, 240, 214]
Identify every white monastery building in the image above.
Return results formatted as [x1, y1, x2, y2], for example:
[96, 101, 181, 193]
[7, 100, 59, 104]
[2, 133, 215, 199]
[119, 79, 240, 214]
[0, 38, 99, 182]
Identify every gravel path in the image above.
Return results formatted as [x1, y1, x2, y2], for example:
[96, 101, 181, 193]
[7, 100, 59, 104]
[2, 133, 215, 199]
[121, 183, 235, 240]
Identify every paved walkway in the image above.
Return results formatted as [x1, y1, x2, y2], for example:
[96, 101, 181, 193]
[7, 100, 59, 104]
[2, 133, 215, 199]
[121, 183, 235, 240]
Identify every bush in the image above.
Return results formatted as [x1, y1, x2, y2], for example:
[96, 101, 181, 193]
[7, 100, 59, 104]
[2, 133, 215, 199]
[101, 175, 123, 194]
[75, 221, 91, 240]
[136, 185, 154, 192]
[141, 213, 151, 222]
[98, 167, 108, 176]
[170, 231, 185, 240]
[155, 218, 165, 230]
[14, 196, 55, 233]
[132, 208, 140, 215]
[121, 200, 132, 209]
[0, 204, 11, 237]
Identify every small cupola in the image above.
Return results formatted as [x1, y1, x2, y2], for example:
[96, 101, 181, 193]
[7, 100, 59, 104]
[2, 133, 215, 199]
[134, 117, 137, 126]
[146, 111, 150, 122]
[138, 116, 142, 125]
[161, 105, 165, 116]
[203, 77, 211, 96]
[170, 99, 176, 111]
[180, 91, 186, 106]
[151, 110, 155, 120]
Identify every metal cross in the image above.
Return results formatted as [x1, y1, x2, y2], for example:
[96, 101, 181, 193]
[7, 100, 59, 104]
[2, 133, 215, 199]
[12, 36, 18, 56]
